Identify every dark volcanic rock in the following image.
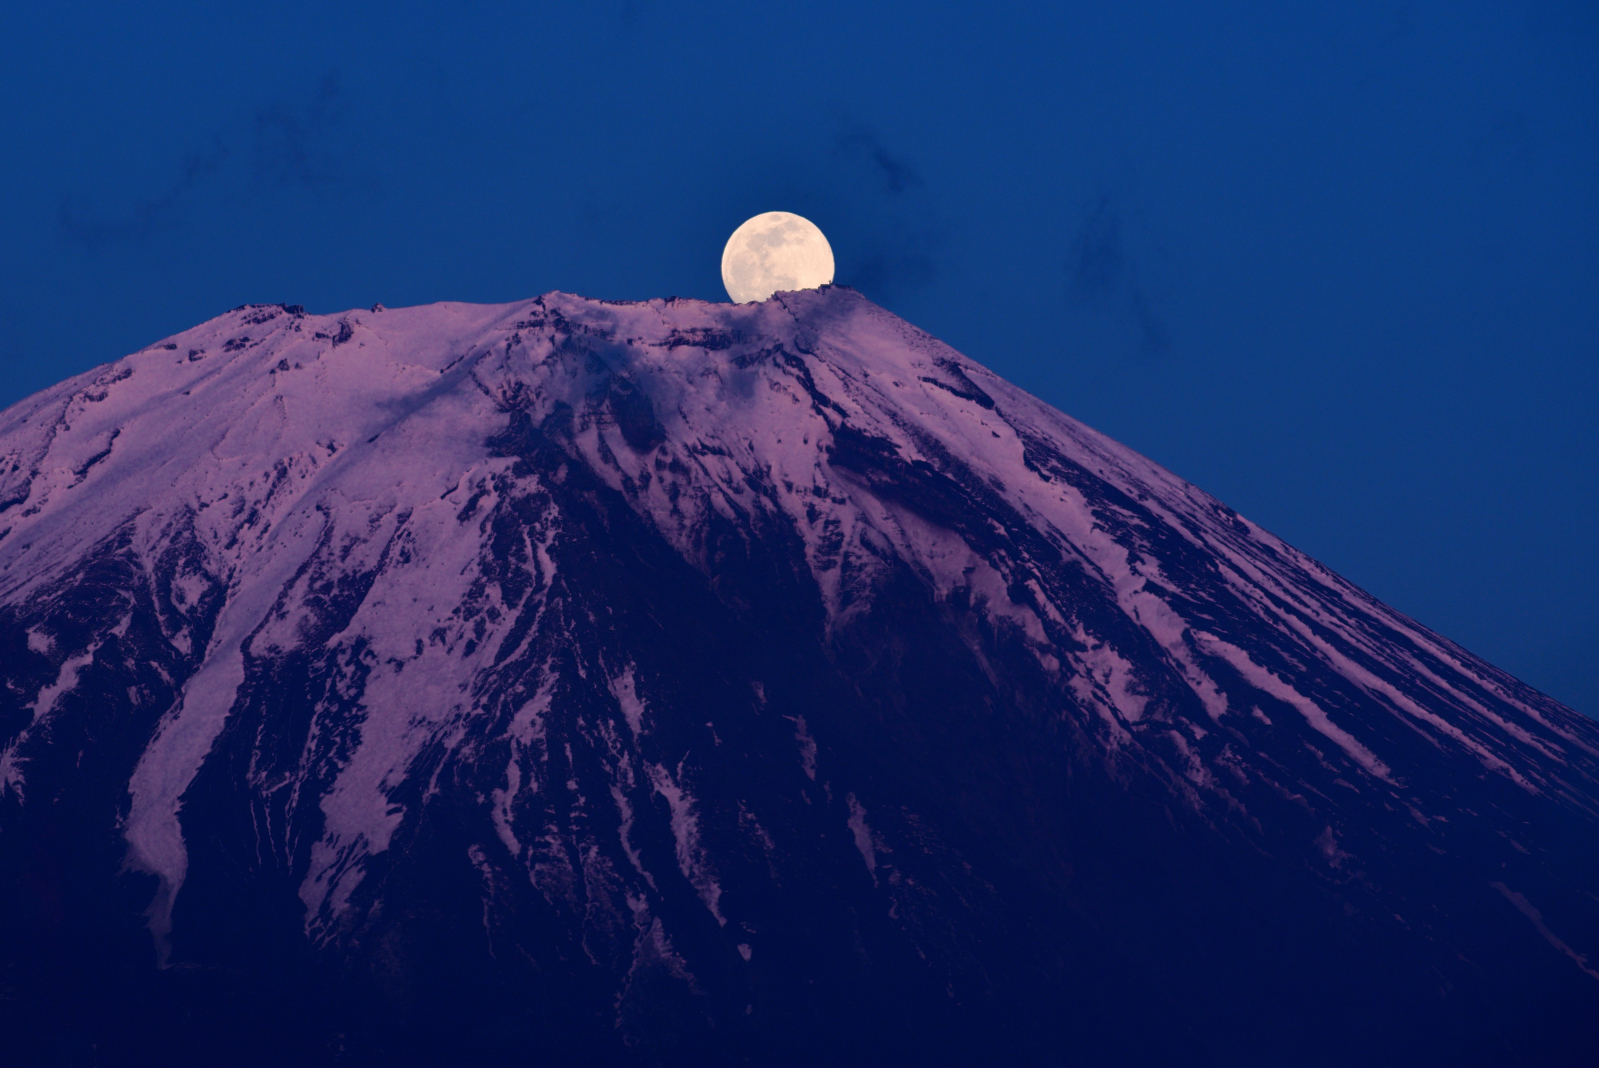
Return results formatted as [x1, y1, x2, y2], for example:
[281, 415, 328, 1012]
[1, 289, 1596, 1066]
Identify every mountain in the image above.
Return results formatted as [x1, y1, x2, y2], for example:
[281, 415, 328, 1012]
[1, 288, 1596, 1067]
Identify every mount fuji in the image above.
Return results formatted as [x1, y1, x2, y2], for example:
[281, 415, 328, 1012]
[2, 288, 1596, 1066]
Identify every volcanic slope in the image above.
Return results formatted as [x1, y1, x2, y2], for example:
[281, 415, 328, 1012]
[1, 289, 1596, 1066]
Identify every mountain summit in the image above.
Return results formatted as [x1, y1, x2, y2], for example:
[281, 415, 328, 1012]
[2, 289, 1596, 1065]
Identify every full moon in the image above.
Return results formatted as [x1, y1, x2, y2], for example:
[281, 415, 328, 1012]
[721, 212, 835, 303]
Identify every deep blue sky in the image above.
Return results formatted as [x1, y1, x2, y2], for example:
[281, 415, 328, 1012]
[2, 2, 1594, 715]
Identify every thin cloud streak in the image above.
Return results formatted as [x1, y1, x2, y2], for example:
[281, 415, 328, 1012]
[59, 72, 359, 248]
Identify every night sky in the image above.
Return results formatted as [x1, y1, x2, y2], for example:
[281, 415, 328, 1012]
[2, 2, 1594, 716]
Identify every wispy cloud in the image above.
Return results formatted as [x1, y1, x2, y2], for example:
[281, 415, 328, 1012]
[1069, 196, 1124, 300]
[58, 138, 231, 247]
[826, 118, 943, 301]
[834, 124, 923, 196]
[844, 241, 937, 297]
[1065, 192, 1178, 356]
[250, 73, 346, 190]
[59, 72, 362, 248]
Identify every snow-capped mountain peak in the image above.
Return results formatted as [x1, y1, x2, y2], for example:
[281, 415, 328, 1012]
[3, 288, 1596, 1065]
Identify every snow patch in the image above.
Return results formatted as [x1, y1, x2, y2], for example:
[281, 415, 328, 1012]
[648, 763, 725, 925]
[1492, 882, 1599, 982]
[846, 792, 877, 880]
[1199, 634, 1393, 783]
[609, 665, 646, 736]
[0, 642, 101, 799]
[792, 715, 818, 781]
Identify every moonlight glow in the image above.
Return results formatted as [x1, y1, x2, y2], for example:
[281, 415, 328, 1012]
[721, 212, 835, 303]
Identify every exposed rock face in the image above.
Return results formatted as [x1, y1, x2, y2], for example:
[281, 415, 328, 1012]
[2, 289, 1596, 1066]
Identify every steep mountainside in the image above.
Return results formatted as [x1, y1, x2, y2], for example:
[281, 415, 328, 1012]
[2, 288, 1596, 1066]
